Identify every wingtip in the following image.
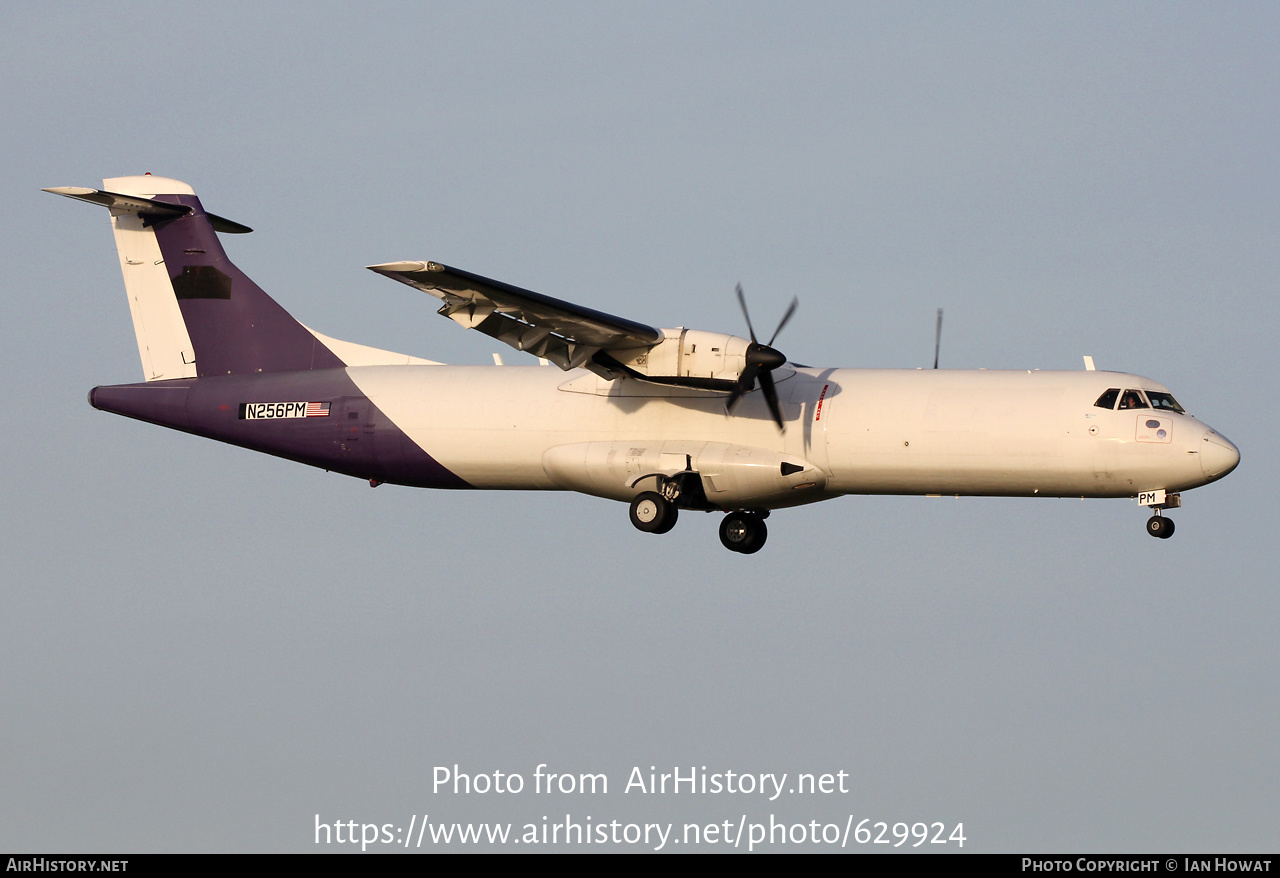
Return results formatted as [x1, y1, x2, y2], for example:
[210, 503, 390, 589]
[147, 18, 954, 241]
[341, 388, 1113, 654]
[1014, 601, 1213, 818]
[367, 261, 436, 273]
[43, 186, 96, 196]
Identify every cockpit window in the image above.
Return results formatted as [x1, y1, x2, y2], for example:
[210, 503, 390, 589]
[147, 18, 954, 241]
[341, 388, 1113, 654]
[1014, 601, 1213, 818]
[1146, 391, 1185, 413]
[1094, 388, 1120, 410]
[1119, 389, 1149, 410]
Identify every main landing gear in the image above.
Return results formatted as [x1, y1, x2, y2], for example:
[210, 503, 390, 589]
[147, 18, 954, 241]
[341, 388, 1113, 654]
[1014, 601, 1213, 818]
[628, 491, 679, 534]
[627, 489, 769, 554]
[718, 511, 768, 554]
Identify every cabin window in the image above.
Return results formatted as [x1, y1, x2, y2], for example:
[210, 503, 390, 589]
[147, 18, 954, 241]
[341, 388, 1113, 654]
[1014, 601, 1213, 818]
[1146, 391, 1185, 413]
[1094, 388, 1120, 409]
[1119, 389, 1149, 410]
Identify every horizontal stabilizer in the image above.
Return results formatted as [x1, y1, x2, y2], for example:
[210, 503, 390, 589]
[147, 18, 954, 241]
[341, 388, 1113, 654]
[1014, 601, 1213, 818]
[43, 186, 252, 234]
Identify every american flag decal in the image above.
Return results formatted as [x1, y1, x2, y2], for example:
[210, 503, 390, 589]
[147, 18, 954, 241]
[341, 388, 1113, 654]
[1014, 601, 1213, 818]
[305, 402, 331, 417]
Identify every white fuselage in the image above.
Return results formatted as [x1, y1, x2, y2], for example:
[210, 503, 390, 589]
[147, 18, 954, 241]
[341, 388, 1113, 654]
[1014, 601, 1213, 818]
[344, 363, 1236, 507]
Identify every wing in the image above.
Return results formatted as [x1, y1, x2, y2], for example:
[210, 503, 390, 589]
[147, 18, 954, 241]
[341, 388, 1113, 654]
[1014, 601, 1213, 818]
[367, 261, 662, 373]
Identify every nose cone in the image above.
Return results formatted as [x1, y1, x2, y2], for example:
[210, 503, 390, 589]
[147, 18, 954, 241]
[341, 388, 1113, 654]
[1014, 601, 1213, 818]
[1201, 430, 1240, 480]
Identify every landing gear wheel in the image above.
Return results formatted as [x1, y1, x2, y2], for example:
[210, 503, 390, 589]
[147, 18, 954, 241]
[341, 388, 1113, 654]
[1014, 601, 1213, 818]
[652, 506, 678, 534]
[719, 512, 767, 554]
[630, 492, 678, 534]
[1146, 515, 1175, 539]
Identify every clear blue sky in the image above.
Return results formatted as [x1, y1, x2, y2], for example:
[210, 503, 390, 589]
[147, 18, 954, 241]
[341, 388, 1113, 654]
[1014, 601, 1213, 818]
[3, 1, 1277, 852]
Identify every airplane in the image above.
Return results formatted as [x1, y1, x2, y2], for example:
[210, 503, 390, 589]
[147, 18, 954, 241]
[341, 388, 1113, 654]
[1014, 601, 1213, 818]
[45, 175, 1240, 554]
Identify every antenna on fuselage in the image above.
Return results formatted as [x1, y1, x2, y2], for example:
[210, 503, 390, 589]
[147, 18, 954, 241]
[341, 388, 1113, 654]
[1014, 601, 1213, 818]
[933, 308, 943, 369]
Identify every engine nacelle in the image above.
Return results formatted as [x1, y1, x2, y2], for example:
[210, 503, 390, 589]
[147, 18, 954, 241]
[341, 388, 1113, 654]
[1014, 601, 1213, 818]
[542, 440, 827, 509]
[610, 329, 751, 385]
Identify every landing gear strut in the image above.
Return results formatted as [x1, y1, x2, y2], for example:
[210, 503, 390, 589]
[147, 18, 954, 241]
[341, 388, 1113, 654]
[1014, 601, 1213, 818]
[719, 511, 768, 554]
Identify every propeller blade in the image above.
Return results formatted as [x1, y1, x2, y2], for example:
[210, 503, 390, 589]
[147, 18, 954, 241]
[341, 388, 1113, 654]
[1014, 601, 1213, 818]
[758, 369, 785, 431]
[767, 297, 798, 347]
[933, 307, 943, 370]
[726, 361, 760, 412]
[735, 283, 758, 343]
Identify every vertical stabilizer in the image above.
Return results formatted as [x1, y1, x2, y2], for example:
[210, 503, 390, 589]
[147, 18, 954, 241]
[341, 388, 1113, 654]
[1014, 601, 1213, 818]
[47, 175, 345, 379]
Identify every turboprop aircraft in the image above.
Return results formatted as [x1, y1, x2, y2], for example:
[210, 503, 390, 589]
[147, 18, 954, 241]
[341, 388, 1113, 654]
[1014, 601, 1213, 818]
[46, 175, 1239, 553]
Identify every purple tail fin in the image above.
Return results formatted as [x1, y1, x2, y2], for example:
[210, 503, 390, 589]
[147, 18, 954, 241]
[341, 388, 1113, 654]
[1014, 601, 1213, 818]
[46, 176, 344, 378]
[149, 191, 345, 376]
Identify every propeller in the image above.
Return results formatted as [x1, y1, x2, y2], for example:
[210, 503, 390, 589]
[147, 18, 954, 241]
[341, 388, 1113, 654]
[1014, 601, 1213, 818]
[726, 283, 797, 431]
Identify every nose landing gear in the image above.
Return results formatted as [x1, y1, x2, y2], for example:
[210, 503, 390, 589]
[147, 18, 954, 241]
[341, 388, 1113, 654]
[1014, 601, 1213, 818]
[1140, 490, 1180, 539]
[1146, 514, 1175, 539]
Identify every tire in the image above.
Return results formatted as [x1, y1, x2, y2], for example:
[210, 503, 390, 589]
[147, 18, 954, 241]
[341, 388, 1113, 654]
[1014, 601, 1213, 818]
[719, 512, 767, 553]
[630, 492, 675, 533]
[1146, 516, 1171, 539]
[652, 505, 679, 534]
